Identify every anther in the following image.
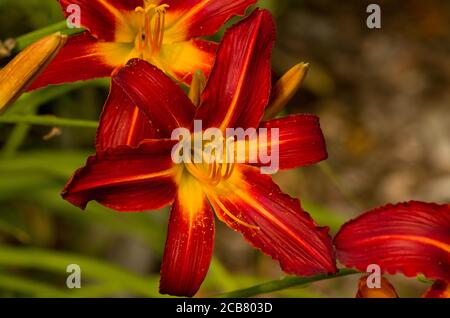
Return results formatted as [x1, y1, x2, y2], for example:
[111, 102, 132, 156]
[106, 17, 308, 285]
[134, 4, 169, 58]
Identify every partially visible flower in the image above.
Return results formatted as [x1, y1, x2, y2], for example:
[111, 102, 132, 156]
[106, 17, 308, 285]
[62, 9, 337, 297]
[0, 33, 67, 113]
[356, 276, 399, 298]
[335, 201, 450, 298]
[29, 0, 257, 90]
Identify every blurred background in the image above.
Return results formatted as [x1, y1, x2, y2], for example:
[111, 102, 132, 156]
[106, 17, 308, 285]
[0, 0, 448, 297]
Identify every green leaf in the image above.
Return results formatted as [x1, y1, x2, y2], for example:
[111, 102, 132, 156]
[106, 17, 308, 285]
[14, 21, 84, 52]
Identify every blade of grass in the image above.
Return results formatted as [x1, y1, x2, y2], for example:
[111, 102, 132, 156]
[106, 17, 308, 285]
[0, 246, 158, 297]
[0, 220, 30, 243]
[0, 115, 98, 128]
[1, 121, 34, 158]
[0, 273, 71, 297]
[14, 21, 84, 52]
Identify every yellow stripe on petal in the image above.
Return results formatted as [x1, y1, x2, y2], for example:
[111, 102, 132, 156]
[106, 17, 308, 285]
[177, 172, 207, 218]
[76, 167, 179, 192]
[208, 164, 337, 275]
[160, 169, 214, 297]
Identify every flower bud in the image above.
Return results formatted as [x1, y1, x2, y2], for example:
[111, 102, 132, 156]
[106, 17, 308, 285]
[0, 32, 67, 113]
[264, 63, 309, 120]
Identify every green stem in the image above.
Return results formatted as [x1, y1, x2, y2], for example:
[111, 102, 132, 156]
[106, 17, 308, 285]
[2, 122, 34, 158]
[1, 82, 106, 158]
[0, 115, 98, 128]
[14, 21, 84, 51]
[213, 269, 359, 298]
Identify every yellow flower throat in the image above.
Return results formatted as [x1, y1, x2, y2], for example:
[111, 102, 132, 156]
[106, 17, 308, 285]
[183, 144, 258, 230]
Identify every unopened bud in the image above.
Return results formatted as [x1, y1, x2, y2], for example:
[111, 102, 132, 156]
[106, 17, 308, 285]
[0, 32, 67, 113]
[264, 63, 309, 120]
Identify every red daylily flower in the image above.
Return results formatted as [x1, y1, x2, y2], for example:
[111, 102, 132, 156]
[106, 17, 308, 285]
[62, 9, 337, 297]
[334, 201, 450, 298]
[29, 0, 257, 90]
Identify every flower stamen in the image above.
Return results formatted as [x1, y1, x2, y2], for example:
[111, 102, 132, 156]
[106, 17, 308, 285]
[211, 195, 259, 230]
[134, 3, 169, 58]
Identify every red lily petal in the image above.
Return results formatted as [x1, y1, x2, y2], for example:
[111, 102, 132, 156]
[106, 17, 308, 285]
[29, 33, 131, 90]
[160, 175, 214, 297]
[423, 281, 450, 298]
[96, 81, 157, 151]
[356, 276, 399, 298]
[160, 39, 218, 85]
[58, 0, 138, 42]
[164, 0, 257, 42]
[207, 165, 337, 276]
[256, 115, 328, 169]
[62, 140, 179, 212]
[113, 59, 196, 136]
[335, 201, 450, 281]
[195, 9, 275, 131]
